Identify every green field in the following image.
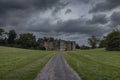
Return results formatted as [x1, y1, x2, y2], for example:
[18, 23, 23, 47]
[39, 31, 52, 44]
[64, 49, 120, 80]
[0, 46, 56, 80]
[1, 46, 120, 80]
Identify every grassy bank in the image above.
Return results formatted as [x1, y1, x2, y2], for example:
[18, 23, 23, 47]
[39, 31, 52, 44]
[64, 48, 120, 80]
[0, 46, 56, 80]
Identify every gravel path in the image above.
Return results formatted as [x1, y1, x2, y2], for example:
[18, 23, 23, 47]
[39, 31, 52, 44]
[34, 53, 81, 80]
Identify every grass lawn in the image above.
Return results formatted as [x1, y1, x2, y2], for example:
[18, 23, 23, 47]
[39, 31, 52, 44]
[64, 48, 120, 80]
[0, 46, 56, 80]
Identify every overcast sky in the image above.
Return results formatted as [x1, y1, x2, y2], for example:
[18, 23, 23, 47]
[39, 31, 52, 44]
[0, 0, 120, 45]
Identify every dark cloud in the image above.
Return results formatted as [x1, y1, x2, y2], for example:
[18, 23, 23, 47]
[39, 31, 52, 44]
[56, 19, 108, 36]
[87, 14, 108, 24]
[0, 0, 60, 14]
[28, 21, 57, 32]
[0, 0, 62, 26]
[0, 0, 118, 45]
[72, 0, 90, 4]
[65, 9, 72, 14]
[27, 17, 109, 37]
[111, 11, 120, 26]
[0, 0, 26, 15]
[0, 0, 62, 20]
[52, 2, 69, 15]
[90, 0, 120, 13]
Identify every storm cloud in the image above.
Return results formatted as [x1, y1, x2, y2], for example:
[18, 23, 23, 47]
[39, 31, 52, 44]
[65, 9, 72, 14]
[90, 0, 120, 13]
[0, 0, 60, 13]
[87, 14, 108, 24]
[111, 11, 120, 25]
[0, 0, 119, 45]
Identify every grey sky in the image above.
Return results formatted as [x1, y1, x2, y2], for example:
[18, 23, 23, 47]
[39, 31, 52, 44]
[0, 0, 120, 45]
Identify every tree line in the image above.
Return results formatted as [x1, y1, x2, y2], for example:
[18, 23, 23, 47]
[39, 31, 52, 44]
[77, 30, 120, 51]
[0, 28, 56, 50]
[0, 28, 120, 51]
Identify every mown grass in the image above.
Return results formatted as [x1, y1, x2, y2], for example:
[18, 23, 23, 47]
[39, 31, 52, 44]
[0, 46, 56, 80]
[64, 48, 120, 80]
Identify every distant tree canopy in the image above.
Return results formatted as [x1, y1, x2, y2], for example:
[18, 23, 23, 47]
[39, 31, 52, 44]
[105, 30, 120, 51]
[18, 33, 36, 48]
[0, 28, 4, 36]
[0, 28, 6, 45]
[80, 45, 90, 50]
[43, 37, 54, 41]
[76, 44, 80, 49]
[0, 28, 120, 51]
[88, 36, 99, 48]
[99, 37, 107, 48]
[0, 28, 58, 50]
[8, 30, 17, 44]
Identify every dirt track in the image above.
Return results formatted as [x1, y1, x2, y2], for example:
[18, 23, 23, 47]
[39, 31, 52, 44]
[34, 53, 81, 80]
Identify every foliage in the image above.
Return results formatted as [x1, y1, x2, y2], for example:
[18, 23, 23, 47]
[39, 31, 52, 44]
[76, 44, 80, 49]
[80, 45, 90, 50]
[0, 28, 7, 45]
[8, 29, 17, 44]
[43, 37, 54, 41]
[0, 28, 57, 50]
[18, 33, 36, 49]
[36, 38, 46, 50]
[0, 28, 4, 36]
[106, 30, 120, 51]
[99, 37, 107, 48]
[88, 36, 99, 48]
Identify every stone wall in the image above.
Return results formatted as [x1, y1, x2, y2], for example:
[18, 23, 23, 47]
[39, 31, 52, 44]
[59, 40, 66, 51]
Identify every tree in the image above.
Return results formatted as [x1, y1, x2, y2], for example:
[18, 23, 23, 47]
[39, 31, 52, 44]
[0, 28, 4, 36]
[76, 44, 80, 49]
[49, 37, 54, 41]
[80, 45, 90, 50]
[18, 33, 36, 48]
[43, 37, 54, 41]
[43, 37, 48, 41]
[88, 36, 99, 48]
[0, 28, 6, 45]
[8, 30, 17, 44]
[37, 38, 46, 50]
[0, 28, 5, 40]
[99, 37, 107, 48]
[106, 30, 120, 51]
